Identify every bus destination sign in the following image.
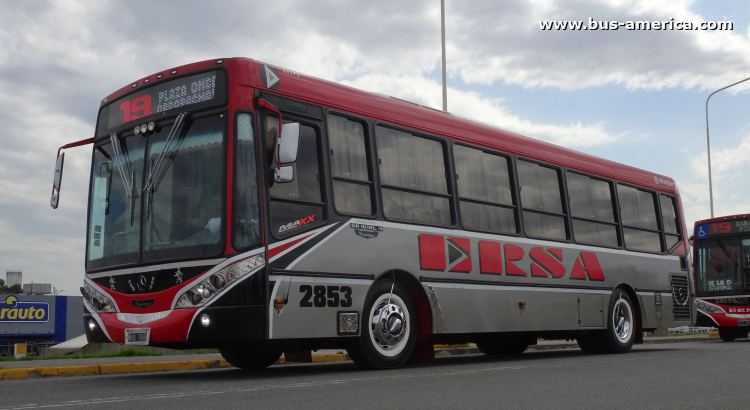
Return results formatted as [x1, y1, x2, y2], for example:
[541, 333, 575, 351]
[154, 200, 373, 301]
[695, 219, 750, 239]
[97, 70, 226, 136]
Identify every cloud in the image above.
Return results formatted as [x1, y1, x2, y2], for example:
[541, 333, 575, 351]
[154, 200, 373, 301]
[683, 134, 750, 228]
[446, 0, 750, 91]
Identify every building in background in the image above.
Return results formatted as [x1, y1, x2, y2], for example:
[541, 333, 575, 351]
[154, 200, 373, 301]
[0, 294, 83, 356]
[23, 283, 52, 295]
[6, 270, 22, 287]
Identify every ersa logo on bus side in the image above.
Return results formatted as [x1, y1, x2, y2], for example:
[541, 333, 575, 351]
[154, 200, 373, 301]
[0, 296, 49, 323]
[418, 234, 605, 280]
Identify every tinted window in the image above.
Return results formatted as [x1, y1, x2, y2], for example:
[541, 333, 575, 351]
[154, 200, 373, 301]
[618, 184, 661, 252]
[567, 172, 615, 223]
[269, 123, 322, 203]
[377, 127, 447, 195]
[454, 145, 516, 234]
[376, 126, 450, 226]
[327, 115, 372, 216]
[454, 145, 513, 205]
[518, 160, 566, 240]
[267, 116, 325, 237]
[517, 160, 563, 214]
[660, 194, 681, 251]
[618, 185, 658, 230]
[566, 172, 618, 247]
[233, 113, 261, 250]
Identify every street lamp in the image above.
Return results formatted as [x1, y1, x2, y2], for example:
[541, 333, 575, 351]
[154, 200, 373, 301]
[441, 0, 447, 112]
[705, 75, 750, 218]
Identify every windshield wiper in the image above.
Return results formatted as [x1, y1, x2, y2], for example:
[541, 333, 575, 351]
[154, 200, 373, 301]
[716, 238, 739, 268]
[143, 112, 187, 194]
[109, 133, 135, 199]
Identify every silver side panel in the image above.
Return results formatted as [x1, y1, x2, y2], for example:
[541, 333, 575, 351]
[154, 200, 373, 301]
[269, 219, 690, 339]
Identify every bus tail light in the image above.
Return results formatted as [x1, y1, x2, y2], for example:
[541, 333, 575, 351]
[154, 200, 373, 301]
[175, 254, 264, 309]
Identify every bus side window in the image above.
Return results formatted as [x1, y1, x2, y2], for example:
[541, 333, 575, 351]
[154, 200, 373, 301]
[453, 144, 517, 234]
[660, 194, 681, 251]
[517, 159, 567, 241]
[376, 126, 451, 226]
[566, 171, 618, 248]
[327, 115, 373, 216]
[618, 184, 662, 253]
[268, 116, 325, 237]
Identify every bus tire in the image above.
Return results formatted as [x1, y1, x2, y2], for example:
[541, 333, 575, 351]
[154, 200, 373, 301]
[599, 289, 636, 354]
[576, 333, 602, 354]
[719, 327, 737, 342]
[219, 342, 283, 370]
[346, 280, 417, 370]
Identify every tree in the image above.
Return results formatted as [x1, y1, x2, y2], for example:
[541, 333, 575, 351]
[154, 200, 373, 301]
[8, 284, 22, 294]
[0, 278, 7, 294]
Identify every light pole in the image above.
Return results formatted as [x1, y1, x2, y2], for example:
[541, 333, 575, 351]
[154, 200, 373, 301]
[705, 76, 750, 218]
[441, 0, 447, 112]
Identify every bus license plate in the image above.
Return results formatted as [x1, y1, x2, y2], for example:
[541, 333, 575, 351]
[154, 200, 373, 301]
[124, 328, 150, 345]
[738, 320, 750, 327]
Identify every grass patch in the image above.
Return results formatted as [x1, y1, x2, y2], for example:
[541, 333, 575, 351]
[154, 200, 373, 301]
[0, 347, 219, 362]
[669, 332, 707, 337]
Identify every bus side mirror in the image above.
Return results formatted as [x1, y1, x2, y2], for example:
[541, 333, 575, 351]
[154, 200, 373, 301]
[688, 235, 694, 247]
[50, 153, 65, 209]
[276, 122, 300, 164]
[274, 166, 294, 183]
[272, 122, 300, 183]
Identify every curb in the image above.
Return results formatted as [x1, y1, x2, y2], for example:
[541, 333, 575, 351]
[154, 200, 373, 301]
[0, 359, 230, 381]
[0, 336, 712, 381]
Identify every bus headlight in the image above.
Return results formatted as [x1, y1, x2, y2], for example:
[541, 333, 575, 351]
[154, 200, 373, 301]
[80, 284, 116, 313]
[175, 254, 264, 309]
[697, 301, 725, 314]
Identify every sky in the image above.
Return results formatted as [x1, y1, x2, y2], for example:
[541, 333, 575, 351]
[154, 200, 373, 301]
[1, 0, 750, 293]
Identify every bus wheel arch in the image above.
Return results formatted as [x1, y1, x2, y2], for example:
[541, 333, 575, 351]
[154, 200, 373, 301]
[373, 270, 433, 344]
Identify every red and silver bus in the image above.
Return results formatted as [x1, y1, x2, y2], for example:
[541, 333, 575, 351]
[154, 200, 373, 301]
[692, 214, 750, 341]
[51, 58, 693, 369]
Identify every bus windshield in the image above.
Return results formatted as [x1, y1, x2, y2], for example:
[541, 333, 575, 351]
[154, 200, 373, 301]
[695, 237, 750, 296]
[86, 114, 227, 270]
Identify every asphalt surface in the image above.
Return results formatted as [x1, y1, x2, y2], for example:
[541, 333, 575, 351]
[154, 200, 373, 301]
[1, 339, 747, 410]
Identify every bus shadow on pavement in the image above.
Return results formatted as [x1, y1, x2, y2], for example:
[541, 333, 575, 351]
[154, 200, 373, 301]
[111, 345, 687, 383]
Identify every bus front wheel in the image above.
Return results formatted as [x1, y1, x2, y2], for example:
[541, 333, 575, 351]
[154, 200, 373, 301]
[219, 342, 283, 370]
[347, 280, 417, 369]
[719, 327, 738, 342]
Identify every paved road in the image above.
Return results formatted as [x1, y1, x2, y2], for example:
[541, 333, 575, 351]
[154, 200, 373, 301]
[1, 340, 748, 410]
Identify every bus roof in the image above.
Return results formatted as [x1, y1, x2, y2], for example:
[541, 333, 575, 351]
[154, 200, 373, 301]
[695, 214, 750, 226]
[101, 57, 679, 195]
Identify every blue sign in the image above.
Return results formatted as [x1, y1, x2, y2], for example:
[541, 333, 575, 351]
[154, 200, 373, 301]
[696, 224, 709, 239]
[0, 295, 49, 323]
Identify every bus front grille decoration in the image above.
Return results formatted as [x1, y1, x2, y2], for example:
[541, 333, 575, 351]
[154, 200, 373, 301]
[671, 274, 691, 321]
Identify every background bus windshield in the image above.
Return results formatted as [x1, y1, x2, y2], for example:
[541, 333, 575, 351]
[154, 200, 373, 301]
[87, 114, 225, 270]
[695, 237, 750, 295]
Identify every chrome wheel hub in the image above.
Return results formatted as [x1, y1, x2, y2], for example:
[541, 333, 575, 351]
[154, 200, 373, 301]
[371, 299, 408, 353]
[613, 296, 632, 343]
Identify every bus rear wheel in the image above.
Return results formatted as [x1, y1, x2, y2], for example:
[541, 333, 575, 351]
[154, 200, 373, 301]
[219, 342, 283, 370]
[346, 280, 417, 370]
[598, 289, 635, 354]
